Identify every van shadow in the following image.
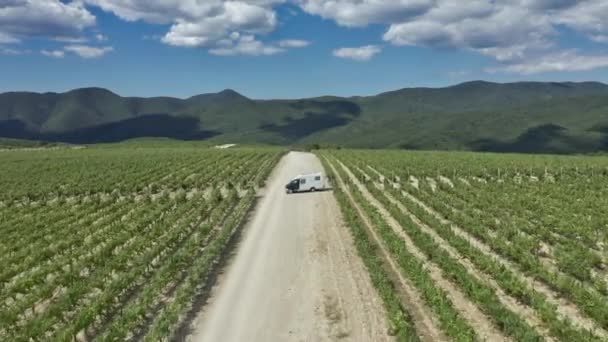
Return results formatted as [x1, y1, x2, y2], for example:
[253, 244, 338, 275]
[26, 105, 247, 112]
[286, 188, 333, 195]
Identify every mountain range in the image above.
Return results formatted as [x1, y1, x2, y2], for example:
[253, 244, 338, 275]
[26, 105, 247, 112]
[1, 81, 608, 153]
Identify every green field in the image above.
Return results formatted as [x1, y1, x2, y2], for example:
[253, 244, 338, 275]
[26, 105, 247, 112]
[2, 143, 608, 341]
[0, 143, 283, 341]
[319, 149, 608, 341]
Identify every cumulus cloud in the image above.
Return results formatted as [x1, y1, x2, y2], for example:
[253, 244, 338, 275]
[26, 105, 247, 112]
[64, 45, 113, 58]
[525, 0, 585, 10]
[490, 50, 608, 74]
[333, 45, 381, 61]
[82, 1, 315, 56]
[54, 36, 89, 43]
[162, 2, 278, 47]
[84, 0, 218, 23]
[0, 32, 18, 44]
[0, 0, 95, 43]
[590, 35, 608, 44]
[209, 34, 284, 56]
[39, 45, 113, 59]
[299, 0, 433, 27]
[3, 0, 602, 70]
[278, 39, 310, 48]
[95, 33, 108, 41]
[85, 0, 283, 50]
[298, 0, 608, 73]
[382, 2, 556, 63]
[553, 0, 608, 43]
[0, 46, 26, 55]
[41, 49, 65, 58]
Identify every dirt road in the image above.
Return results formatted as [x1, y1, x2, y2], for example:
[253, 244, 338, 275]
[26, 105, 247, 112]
[188, 152, 391, 342]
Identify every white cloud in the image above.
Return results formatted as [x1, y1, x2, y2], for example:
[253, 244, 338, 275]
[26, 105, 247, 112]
[85, 0, 283, 50]
[54, 36, 89, 43]
[524, 0, 585, 10]
[299, 0, 433, 27]
[209, 35, 284, 56]
[162, 2, 277, 48]
[382, 3, 555, 63]
[590, 35, 608, 43]
[82, 0, 315, 57]
[41, 49, 65, 58]
[490, 50, 608, 74]
[0, 32, 18, 44]
[95, 33, 108, 41]
[553, 0, 608, 43]
[0, 46, 26, 55]
[298, 0, 608, 73]
[65, 45, 113, 58]
[0, 0, 95, 42]
[278, 39, 310, 48]
[333, 45, 381, 61]
[13, 0, 590, 71]
[38, 44, 113, 59]
[84, 0, 217, 23]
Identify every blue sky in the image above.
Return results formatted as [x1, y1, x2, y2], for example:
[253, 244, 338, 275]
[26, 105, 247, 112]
[1, 1, 608, 99]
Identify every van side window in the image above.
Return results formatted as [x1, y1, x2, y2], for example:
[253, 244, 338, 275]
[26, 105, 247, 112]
[314, 176, 321, 181]
[300, 179, 306, 185]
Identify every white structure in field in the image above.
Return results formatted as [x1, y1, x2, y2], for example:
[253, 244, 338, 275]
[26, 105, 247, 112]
[285, 172, 326, 193]
[214, 144, 237, 149]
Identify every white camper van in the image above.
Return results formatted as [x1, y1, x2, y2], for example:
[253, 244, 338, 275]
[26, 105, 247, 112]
[285, 172, 326, 194]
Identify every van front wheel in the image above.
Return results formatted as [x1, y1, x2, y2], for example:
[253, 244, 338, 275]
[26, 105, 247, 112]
[310, 187, 316, 192]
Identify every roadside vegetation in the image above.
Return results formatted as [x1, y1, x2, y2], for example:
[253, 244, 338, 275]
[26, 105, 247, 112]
[320, 149, 608, 341]
[0, 143, 283, 341]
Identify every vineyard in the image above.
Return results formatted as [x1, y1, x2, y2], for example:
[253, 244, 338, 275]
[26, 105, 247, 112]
[4, 143, 608, 342]
[319, 149, 608, 341]
[0, 144, 283, 341]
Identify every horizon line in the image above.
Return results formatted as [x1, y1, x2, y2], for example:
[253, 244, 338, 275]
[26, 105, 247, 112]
[1, 79, 606, 101]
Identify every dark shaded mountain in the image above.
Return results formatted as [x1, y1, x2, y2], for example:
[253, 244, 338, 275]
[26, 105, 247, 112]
[2, 81, 608, 153]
